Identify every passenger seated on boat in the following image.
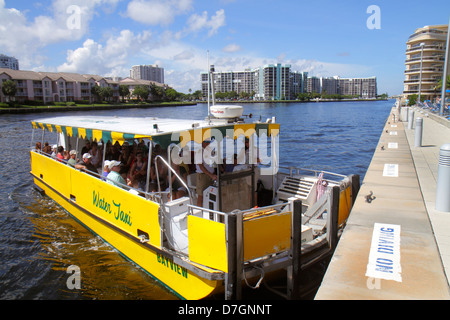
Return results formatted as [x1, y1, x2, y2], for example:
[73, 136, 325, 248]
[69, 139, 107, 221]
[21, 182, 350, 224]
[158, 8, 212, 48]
[63, 150, 70, 161]
[129, 152, 148, 191]
[106, 160, 130, 189]
[56, 146, 64, 162]
[119, 142, 134, 174]
[102, 160, 111, 178]
[51, 145, 58, 158]
[75, 153, 98, 176]
[43, 142, 52, 155]
[104, 141, 115, 161]
[196, 140, 217, 207]
[34, 142, 41, 152]
[81, 140, 91, 155]
[68, 150, 77, 167]
[149, 156, 168, 192]
[110, 141, 121, 160]
[89, 141, 102, 169]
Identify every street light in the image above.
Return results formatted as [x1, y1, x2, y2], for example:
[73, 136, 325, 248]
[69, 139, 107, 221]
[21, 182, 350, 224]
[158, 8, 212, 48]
[440, 19, 450, 117]
[417, 42, 425, 106]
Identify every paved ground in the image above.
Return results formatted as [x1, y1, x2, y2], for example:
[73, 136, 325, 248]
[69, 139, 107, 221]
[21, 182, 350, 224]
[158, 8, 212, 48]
[315, 107, 450, 300]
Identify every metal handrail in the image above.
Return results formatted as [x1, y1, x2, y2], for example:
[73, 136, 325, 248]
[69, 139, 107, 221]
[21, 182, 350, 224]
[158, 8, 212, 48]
[154, 155, 193, 206]
[278, 165, 347, 179]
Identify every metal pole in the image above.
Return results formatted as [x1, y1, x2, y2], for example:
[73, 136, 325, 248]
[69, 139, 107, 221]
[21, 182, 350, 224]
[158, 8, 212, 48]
[287, 198, 302, 300]
[225, 210, 239, 300]
[145, 141, 153, 195]
[418, 43, 425, 106]
[207, 51, 211, 124]
[440, 19, 450, 117]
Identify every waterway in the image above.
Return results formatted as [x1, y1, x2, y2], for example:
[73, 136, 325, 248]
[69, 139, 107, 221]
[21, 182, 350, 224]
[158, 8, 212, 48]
[0, 100, 393, 299]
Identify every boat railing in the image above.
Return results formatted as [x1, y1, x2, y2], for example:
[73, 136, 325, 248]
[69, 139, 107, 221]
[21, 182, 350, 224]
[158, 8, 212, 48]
[279, 166, 347, 180]
[154, 155, 193, 206]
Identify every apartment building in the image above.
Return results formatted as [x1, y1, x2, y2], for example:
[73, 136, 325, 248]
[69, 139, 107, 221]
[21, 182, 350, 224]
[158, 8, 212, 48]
[202, 64, 377, 100]
[307, 76, 377, 98]
[202, 64, 300, 100]
[0, 68, 167, 104]
[130, 64, 165, 84]
[0, 54, 19, 70]
[403, 24, 448, 101]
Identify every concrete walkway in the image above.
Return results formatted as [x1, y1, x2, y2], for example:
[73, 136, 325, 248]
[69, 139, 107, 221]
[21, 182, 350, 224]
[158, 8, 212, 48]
[405, 108, 450, 285]
[315, 107, 450, 300]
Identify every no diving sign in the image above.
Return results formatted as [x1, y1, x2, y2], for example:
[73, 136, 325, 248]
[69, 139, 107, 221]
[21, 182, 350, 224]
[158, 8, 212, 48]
[366, 223, 402, 282]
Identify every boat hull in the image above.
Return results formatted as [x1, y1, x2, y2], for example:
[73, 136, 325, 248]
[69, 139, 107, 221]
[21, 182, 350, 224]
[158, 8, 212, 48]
[30, 152, 222, 300]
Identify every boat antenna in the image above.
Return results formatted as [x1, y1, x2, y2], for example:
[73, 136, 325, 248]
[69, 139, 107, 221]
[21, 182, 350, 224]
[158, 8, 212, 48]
[207, 50, 211, 124]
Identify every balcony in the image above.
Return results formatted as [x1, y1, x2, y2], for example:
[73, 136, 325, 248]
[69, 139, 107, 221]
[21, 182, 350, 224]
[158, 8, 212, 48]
[405, 56, 445, 64]
[405, 67, 443, 74]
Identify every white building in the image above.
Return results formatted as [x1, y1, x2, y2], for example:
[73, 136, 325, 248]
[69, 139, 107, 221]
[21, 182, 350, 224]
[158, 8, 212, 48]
[130, 65, 165, 84]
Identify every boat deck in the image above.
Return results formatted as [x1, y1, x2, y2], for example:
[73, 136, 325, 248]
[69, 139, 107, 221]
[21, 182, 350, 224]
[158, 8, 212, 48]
[315, 107, 450, 300]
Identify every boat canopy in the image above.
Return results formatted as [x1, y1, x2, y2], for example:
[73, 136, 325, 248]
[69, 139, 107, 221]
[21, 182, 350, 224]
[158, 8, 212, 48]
[31, 116, 280, 148]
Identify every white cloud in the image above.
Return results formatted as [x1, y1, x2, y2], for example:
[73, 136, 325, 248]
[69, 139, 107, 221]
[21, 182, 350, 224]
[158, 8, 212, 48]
[0, 0, 119, 68]
[178, 9, 226, 38]
[57, 29, 153, 76]
[126, 0, 193, 26]
[222, 44, 241, 53]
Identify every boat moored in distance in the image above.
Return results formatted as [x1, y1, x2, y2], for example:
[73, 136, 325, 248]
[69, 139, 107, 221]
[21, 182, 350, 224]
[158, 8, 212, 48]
[29, 107, 360, 300]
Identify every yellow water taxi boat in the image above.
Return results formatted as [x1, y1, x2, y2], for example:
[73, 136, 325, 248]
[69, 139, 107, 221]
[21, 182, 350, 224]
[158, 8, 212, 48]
[29, 109, 359, 300]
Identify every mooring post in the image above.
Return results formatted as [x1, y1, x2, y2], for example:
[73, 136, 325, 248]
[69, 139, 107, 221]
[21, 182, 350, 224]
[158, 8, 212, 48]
[225, 210, 242, 300]
[415, 117, 423, 147]
[327, 186, 340, 250]
[350, 174, 360, 206]
[287, 198, 302, 300]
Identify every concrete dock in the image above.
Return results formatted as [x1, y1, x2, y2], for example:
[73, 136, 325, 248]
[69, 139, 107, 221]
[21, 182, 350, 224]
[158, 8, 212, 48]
[315, 107, 450, 300]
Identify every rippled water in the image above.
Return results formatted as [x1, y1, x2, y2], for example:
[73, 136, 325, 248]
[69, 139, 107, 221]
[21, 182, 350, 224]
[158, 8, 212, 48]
[0, 100, 392, 300]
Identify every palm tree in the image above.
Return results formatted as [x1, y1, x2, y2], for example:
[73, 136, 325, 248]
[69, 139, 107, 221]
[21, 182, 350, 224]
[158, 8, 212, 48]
[435, 75, 450, 91]
[1, 80, 17, 102]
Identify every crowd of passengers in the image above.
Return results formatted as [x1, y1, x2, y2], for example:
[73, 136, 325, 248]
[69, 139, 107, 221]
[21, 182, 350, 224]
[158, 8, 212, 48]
[35, 137, 258, 205]
[35, 139, 192, 199]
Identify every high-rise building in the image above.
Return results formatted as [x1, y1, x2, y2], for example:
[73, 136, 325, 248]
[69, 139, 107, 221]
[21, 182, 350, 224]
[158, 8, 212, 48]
[201, 65, 377, 100]
[403, 25, 448, 101]
[130, 64, 164, 84]
[0, 54, 19, 70]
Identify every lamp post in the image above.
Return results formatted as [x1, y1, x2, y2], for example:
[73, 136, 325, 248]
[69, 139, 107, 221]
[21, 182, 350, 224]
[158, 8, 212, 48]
[440, 19, 450, 117]
[417, 42, 425, 106]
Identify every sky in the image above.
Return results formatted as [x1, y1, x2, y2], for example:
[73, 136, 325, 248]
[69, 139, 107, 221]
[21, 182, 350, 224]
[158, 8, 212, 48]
[1, 0, 449, 95]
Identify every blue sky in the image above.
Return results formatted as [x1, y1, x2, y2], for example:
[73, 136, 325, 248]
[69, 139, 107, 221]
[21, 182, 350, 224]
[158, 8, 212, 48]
[1, 0, 449, 95]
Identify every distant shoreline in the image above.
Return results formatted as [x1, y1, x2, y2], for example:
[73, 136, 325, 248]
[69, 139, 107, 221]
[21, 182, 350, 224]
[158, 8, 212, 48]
[0, 98, 390, 114]
[0, 102, 197, 114]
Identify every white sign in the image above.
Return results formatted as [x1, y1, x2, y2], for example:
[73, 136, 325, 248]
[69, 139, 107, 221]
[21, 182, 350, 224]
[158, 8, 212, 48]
[383, 164, 399, 177]
[389, 131, 398, 136]
[388, 142, 398, 149]
[366, 223, 402, 282]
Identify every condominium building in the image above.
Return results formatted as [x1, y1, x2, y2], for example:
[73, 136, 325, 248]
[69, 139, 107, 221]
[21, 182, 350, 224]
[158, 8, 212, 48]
[130, 64, 164, 83]
[201, 64, 377, 100]
[0, 54, 19, 70]
[403, 24, 448, 100]
[0, 68, 167, 104]
[307, 76, 377, 98]
[202, 64, 301, 100]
